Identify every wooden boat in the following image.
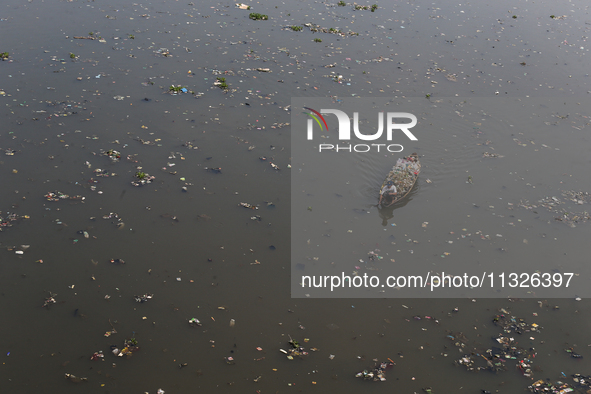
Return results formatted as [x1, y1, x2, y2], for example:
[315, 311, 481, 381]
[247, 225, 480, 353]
[378, 153, 421, 207]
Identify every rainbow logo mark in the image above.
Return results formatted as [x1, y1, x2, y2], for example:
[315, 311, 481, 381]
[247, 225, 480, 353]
[304, 107, 328, 133]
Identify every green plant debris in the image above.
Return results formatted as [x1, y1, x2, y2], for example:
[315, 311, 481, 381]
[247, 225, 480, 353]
[249, 13, 268, 20]
[304, 23, 357, 36]
[354, 4, 378, 11]
[69, 53, 76, 59]
[290, 25, 303, 31]
[338, 1, 346, 6]
[314, 38, 322, 43]
[215, 77, 228, 90]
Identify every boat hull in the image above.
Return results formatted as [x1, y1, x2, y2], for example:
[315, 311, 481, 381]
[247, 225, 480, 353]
[379, 153, 421, 206]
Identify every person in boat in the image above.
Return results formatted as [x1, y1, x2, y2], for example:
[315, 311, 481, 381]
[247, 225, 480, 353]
[379, 181, 397, 207]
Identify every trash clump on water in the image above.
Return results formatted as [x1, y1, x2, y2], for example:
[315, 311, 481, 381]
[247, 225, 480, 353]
[92, 168, 117, 177]
[355, 360, 394, 381]
[354, 249, 386, 271]
[111, 337, 139, 357]
[482, 152, 503, 158]
[0, 211, 29, 232]
[446, 308, 543, 377]
[564, 347, 583, 359]
[134, 293, 153, 303]
[239, 202, 258, 210]
[302, 22, 359, 37]
[572, 374, 591, 389]
[492, 308, 542, 334]
[90, 351, 104, 361]
[104, 329, 117, 337]
[41, 99, 87, 119]
[103, 149, 121, 161]
[529, 373, 591, 393]
[450, 331, 537, 376]
[42, 292, 57, 308]
[131, 171, 155, 186]
[279, 337, 309, 360]
[100, 212, 125, 229]
[167, 85, 189, 94]
[182, 141, 199, 150]
[155, 48, 171, 57]
[518, 190, 591, 227]
[188, 318, 202, 327]
[204, 166, 222, 173]
[44, 191, 85, 201]
[64, 373, 87, 383]
[366, 249, 383, 261]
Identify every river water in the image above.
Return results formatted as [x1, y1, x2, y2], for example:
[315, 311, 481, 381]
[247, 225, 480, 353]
[1, 0, 590, 393]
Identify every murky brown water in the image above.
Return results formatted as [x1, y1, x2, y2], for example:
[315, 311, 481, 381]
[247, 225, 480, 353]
[1, 0, 591, 393]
